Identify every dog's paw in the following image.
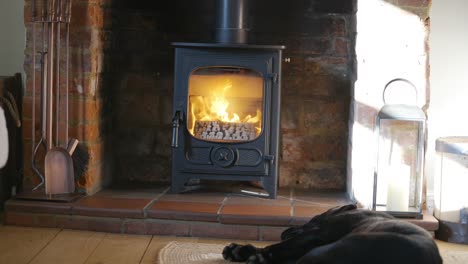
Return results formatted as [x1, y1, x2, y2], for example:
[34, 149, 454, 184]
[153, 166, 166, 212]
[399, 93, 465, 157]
[223, 243, 246, 262]
[223, 243, 239, 261]
[222, 243, 257, 262]
[246, 253, 268, 264]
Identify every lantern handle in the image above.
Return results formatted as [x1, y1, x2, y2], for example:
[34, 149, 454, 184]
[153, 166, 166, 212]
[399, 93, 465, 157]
[382, 78, 418, 105]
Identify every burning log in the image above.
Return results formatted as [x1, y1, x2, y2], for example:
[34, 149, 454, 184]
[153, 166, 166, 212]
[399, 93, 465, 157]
[194, 121, 257, 141]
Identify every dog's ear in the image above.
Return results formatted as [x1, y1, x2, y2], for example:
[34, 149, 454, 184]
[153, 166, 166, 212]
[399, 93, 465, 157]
[306, 204, 358, 226]
[338, 204, 357, 212]
[325, 204, 357, 216]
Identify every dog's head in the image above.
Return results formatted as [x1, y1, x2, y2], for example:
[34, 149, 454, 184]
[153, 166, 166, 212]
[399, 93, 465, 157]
[308, 204, 358, 224]
[281, 204, 358, 240]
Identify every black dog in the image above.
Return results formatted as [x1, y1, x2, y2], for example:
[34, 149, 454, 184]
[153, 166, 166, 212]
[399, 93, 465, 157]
[222, 204, 442, 264]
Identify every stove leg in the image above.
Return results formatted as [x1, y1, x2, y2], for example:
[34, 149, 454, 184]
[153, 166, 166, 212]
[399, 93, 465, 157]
[262, 176, 278, 199]
[171, 175, 190, 194]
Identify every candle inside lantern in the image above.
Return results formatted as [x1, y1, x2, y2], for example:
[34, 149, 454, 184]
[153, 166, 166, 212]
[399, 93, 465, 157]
[386, 165, 410, 211]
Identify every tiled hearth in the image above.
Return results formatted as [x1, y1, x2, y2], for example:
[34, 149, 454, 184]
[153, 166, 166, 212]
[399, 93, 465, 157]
[4, 185, 438, 241]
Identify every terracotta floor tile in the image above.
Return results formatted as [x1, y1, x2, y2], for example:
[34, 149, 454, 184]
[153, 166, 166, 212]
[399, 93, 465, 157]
[150, 201, 221, 214]
[222, 204, 291, 217]
[164, 182, 290, 200]
[94, 186, 168, 199]
[291, 205, 332, 225]
[14, 191, 83, 202]
[292, 191, 351, 207]
[220, 204, 291, 225]
[277, 187, 293, 198]
[73, 196, 151, 218]
[5, 199, 73, 215]
[159, 192, 227, 204]
[293, 205, 331, 218]
[225, 194, 291, 206]
[147, 201, 221, 222]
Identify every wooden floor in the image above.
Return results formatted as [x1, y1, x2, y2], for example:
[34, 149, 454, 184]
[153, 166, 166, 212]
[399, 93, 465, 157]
[2, 225, 468, 264]
[0, 225, 269, 264]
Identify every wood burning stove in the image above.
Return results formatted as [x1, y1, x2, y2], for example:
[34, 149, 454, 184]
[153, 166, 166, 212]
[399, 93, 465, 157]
[171, 0, 284, 198]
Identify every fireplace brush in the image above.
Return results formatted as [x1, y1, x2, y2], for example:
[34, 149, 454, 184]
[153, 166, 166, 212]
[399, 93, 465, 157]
[30, 0, 81, 194]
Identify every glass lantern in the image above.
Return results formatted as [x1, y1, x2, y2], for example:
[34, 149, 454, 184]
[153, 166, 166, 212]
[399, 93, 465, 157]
[373, 79, 425, 219]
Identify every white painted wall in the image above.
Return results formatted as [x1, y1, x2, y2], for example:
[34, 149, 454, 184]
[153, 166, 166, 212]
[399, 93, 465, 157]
[427, 0, 468, 212]
[0, 0, 26, 76]
[350, 0, 428, 208]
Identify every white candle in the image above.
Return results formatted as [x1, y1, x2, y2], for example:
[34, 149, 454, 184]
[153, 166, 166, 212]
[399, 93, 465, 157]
[386, 165, 410, 211]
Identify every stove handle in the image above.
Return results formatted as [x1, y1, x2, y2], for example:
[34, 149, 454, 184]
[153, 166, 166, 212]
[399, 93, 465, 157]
[172, 110, 182, 148]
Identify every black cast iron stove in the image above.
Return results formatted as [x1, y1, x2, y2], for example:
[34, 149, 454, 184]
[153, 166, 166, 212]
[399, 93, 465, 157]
[171, 0, 285, 198]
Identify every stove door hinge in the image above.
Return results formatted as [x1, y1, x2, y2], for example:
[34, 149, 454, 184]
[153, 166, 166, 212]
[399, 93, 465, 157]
[266, 73, 278, 83]
[264, 155, 275, 164]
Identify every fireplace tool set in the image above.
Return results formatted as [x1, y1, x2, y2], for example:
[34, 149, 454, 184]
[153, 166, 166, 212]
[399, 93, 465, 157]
[31, 0, 78, 195]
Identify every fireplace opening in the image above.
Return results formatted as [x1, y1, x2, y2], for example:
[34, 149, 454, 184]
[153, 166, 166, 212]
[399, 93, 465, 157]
[20, 0, 357, 194]
[188, 67, 263, 143]
[98, 0, 355, 194]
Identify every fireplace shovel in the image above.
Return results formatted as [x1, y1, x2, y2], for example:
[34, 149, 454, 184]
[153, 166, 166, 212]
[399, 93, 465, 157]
[45, 139, 78, 195]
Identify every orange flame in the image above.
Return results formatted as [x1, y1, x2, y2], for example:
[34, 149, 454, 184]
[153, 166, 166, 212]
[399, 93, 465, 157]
[188, 73, 263, 140]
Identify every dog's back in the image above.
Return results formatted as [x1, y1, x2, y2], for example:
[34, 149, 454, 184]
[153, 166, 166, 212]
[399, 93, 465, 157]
[298, 231, 442, 264]
[223, 204, 443, 264]
[296, 207, 443, 264]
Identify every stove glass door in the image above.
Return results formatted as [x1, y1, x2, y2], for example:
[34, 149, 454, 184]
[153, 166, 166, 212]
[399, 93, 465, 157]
[188, 66, 264, 143]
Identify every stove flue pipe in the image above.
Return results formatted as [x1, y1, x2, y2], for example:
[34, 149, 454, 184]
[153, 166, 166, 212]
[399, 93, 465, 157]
[215, 0, 249, 44]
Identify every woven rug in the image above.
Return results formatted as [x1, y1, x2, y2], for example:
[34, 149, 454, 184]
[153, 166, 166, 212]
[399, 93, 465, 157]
[158, 241, 468, 264]
[158, 241, 229, 264]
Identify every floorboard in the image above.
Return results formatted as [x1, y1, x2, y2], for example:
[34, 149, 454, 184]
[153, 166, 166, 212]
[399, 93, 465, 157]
[84, 233, 151, 264]
[0, 225, 467, 264]
[29, 230, 105, 264]
[0, 226, 60, 264]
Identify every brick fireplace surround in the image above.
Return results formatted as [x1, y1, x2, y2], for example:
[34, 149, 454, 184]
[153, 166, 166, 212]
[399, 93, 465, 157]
[4, 0, 436, 239]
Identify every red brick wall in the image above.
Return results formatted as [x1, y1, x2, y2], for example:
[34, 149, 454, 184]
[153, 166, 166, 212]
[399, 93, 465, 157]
[22, 0, 358, 192]
[254, 1, 355, 190]
[105, 0, 357, 190]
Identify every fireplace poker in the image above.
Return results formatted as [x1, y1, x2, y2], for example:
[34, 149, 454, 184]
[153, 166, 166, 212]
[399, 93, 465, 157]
[31, 0, 49, 190]
[32, 0, 36, 164]
[45, 0, 55, 151]
[31, 0, 41, 189]
[55, 0, 61, 147]
[40, 0, 47, 149]
[65, 0, 70, 147]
